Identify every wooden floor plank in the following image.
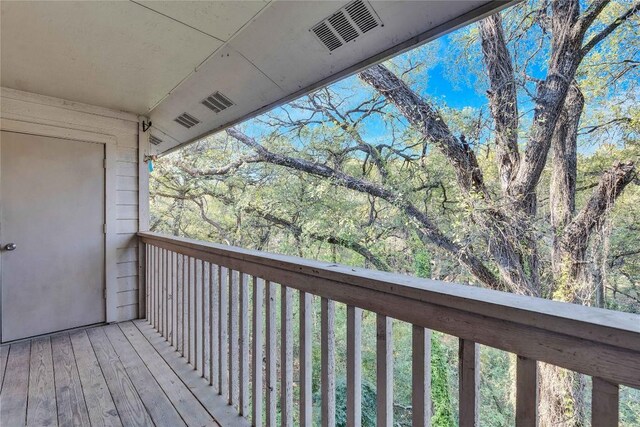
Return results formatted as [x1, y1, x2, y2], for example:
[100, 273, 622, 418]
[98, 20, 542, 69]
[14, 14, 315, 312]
[0, 345, 9, 392]
[27, 337, 57, 426]
[103, 323, 186, 427]
[86, 326, 153, 427]
[134, 319, 242, 427]
[70, 330, 122, 427]
[51, 333, 90, 426]
[0, 341, 31, 426]
[118, 321, 217, 426]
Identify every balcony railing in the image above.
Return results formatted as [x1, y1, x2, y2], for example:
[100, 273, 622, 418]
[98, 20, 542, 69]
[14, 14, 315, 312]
[138, 231, 640, 427]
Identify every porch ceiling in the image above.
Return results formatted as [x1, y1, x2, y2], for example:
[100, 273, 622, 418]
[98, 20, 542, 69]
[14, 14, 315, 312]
[1, 1, 512, 155]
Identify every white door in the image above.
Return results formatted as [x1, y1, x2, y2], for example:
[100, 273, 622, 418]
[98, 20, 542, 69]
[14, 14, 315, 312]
[0, 131, 105, 342]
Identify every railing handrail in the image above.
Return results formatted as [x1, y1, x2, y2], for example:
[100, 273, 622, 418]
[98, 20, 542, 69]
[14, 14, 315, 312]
[139, 231, 640, 388]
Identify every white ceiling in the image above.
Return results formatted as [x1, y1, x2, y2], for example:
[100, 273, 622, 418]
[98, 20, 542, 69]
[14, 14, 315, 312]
[0, 1, 512, 154]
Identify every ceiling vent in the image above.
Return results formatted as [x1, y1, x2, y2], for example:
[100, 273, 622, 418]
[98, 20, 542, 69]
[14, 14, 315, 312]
[202, 91, 234, 113]
[174, 112, 200, 129]
[149, 135, 163, 146]
[311, 0, 381, 52]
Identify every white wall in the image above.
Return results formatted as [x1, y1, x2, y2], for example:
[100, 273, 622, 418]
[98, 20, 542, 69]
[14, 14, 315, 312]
[0, 87, 149, 322]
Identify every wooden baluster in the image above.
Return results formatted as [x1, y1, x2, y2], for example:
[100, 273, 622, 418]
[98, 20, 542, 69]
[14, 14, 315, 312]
[146, 244, 151, 323]
[188, 256, 193, 365]
[170, 251, 175, 348]
[377, 315, 393, 427]
[218, 266, 229, 398]
[164, 248, 168, 339]
[181, 254, 186, 357]
[239, 273, 250, 416]
[229, 269, 239, 406]
[347, 306, 362, 427]
[299, 292, 313, 427]
[209, 263, 219, 389]
[459, 339, 479, 427]
[321, 297, 336, 427]
[160, 248, 164, 336]
[281, 286, 293, 426]
[201, 260, 206, 377]
[154, 246, 159, 329]
[592, 377, 619, 427]
[516, 356, 537, 427]
[252, 277, 264, 427]
[265, 280, 277, 426]
[194, 258, 200, 371]
[412, 326, 431, 427]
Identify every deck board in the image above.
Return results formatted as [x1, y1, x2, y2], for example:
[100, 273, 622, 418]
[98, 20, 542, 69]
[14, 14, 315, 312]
[0, 341, 30, 426]
[103, 324, 186, 427]
[51, 333, 91, 426]
[27, 337, 57, 426]
[118, 321, 218, 426]
[69, 330, 122, 427]
[0, 321, 232, 426]
[86, 326, 153, 427]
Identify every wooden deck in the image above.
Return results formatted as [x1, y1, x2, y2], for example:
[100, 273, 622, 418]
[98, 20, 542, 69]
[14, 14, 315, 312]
[0, 320, 243, 427]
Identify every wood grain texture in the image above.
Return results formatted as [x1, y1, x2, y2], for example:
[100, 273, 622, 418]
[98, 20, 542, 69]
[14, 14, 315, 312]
[103, 324, 186, 426]
[210, 263, 220, 389]
[347, 306, 362, 427]
[27, 337, 57, 427]
[592, 377, 619, 427]
[70, 330, 121, 427]
[299, 292, 313, 427]
[228, 269, 239, 407]
[280, 286, 294, 427]
[118, 321, 216, 426]
[87, 326, 153, 427]
[376, 315, 393, 427]
[265, 280, 277, 426]
[321, 297, 336, 427]
[51, 334, 91, 426]
[459, 339, 479, 427]
[412, 326, 431, 427]
[252, 277, 265, 427]
[0, 341, 30, 426]
[239, 273, 250, 416]
[218, 266, 229, 398]
[515, 356, 537, 427]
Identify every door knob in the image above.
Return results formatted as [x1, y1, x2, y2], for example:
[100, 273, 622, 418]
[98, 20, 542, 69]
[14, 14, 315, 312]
[4, 243, 16, 251]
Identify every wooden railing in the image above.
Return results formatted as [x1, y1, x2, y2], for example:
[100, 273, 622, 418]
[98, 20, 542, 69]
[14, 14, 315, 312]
[138, 232, 640, 427]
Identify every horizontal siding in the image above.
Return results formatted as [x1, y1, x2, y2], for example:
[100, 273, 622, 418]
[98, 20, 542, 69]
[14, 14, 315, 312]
[117, 276, 138, 293]
[116, 290, 138, 306]
[117, 147, 137, 163]
[116, 247, 137, 263]
[117, 161, 137, 177]
[117, 190, 138, 205]
[116, 304, 138, 320]
[117, 261, 137, 278]
[117, 219, 138, 234]
[117, 175, 137, 191]
[117, 204, 138, 220]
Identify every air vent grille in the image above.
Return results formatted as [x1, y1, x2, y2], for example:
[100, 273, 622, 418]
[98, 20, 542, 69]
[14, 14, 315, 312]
[202, 92, 234, 113]
[311, 0, 381, 52]
[149, 135, 163, 146]
[312, 22, 343, 51]
[174, 112, 200, 129]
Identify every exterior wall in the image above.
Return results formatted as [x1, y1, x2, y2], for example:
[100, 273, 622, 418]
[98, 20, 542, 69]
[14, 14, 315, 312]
[0, 87, 148, 322]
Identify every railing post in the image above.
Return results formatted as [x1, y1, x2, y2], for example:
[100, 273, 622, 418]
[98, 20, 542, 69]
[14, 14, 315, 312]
[265, 281, 277, 426]
[321, 297, 335, 427]
[281, 286, 293, 426]
[300, 292, 313, 427]
[376, 314, 393, 427]
[252, 277, 264, 427]
[592, 377, 619, 427]
[239, 273, 250, 416]
[209, 263, 219, 389]
[516, 356, 538, 427]
[412, 326, 431, 427]
[459, 339, 479, 427]
[347, 305, 362, 427]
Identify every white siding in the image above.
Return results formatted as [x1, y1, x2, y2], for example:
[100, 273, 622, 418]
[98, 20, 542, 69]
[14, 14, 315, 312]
[1, 87, 144, 322]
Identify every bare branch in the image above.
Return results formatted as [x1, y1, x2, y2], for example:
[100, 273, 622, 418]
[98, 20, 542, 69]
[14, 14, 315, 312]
[580, 2, 640, 57]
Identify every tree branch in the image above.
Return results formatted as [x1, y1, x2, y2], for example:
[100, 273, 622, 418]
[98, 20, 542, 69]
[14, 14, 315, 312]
[580, 2, 640, 57]
[226, 126, 503, 290]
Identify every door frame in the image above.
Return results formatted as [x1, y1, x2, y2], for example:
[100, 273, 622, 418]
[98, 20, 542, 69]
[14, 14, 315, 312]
[0, 119, 118, 342]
